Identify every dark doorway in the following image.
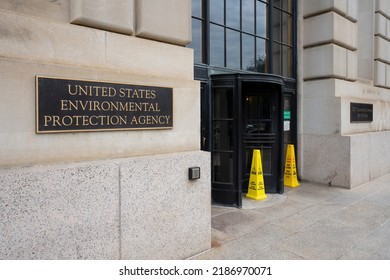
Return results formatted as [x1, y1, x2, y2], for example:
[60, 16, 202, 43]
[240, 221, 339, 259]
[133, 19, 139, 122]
[210, 74, 284, 207]
[242, 83, 280, 194]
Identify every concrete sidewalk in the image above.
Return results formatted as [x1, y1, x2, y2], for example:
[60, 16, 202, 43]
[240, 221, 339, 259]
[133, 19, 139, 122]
[190, 173, 390, 260]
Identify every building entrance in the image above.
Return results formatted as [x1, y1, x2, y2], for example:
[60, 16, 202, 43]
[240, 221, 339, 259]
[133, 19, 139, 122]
[210, 74, 284, 207]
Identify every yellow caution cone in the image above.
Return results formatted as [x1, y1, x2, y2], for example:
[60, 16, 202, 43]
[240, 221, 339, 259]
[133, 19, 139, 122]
[246, 149, 267, 200]
[284, 144, 300, 188]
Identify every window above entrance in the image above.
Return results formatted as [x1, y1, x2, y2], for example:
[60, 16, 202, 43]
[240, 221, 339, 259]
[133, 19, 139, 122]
[188, 0, 296, 78]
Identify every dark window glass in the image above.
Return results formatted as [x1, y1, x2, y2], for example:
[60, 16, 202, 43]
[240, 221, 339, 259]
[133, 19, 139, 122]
[213, 88, 233, 118]
[189, 0, 295, 77]
[226, 0, 241, 29]
[210, 0, 224, 24]
[273, 42, 281, 75]
[213, 86, 234, 183]
[245, 120, 272, 134]
[272, 8, 281, 42]
[213, 121, 233, 150]
[245, 93, 271, 119]
[242, 34, 255, 71]
[210, 24, 225, 66]
[226, 29, 241, 69]
[282, 45, 293, 77]
[273, 0, 281, 9]
[282, 12, 293, 45]
[242, 0, 255, 33]
[189, 19, 203, 63]
[256, 1, 268, 37]
[213, 152, 234, 183]
[261, 148, 272, 174]
[256, 37, 268, 72]
[192, 0, 202, 18]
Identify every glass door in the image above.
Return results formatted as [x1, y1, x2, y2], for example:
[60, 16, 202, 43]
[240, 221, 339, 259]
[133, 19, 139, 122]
[210, 74, 284, 207]
[211, 85, 240, 206]
[242, 83, 280, 193]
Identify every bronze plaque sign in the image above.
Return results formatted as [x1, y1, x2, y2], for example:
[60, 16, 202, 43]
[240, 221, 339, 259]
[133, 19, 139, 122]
[36, 76, 173, 133]
[350, 102, 373, 123]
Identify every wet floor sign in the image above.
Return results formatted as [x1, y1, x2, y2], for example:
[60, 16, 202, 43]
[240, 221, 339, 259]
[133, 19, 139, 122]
[246, 149, 267, 200]
[284, 144, 300, 188]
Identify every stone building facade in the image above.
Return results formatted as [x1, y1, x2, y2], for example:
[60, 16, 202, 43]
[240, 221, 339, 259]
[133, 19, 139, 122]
[1, 0, 390, 260]
[299, 0, 390, 187]
[0, 0, 210, 259]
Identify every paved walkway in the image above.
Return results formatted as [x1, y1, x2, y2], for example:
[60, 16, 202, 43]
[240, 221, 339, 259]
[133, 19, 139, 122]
[191, 173, 390, 260]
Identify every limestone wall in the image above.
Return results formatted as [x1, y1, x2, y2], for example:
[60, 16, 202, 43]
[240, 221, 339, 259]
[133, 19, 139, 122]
[299, 0, 390, 188]
[374, 0, 390, 88]
[0, 1, 210, 259]
[0, 0, 196, 167]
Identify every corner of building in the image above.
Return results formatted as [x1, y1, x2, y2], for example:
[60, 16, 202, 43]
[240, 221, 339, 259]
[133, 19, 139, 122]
[299, 0, 390, 189]
[0, 1, 210, 259]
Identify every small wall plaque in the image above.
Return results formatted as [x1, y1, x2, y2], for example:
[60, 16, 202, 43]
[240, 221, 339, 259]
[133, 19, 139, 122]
[350, 102, 373, 123]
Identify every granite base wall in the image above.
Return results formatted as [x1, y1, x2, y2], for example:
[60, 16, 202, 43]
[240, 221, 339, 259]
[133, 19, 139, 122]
[0, 151, 211, 259]
[301, 131, 390, 188]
